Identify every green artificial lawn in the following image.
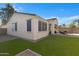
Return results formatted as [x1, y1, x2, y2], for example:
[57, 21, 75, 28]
[0, 35, 79, 56]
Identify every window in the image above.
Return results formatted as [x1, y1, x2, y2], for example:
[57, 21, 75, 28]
[38, 21, 41, 31]
[12, 22, 17, 32]
[38, 21, 47, 31]
[45, 23, 47, 31]
[42, 23, 44, 31]
[15, 23, 17, 31]
[27, 19, 31, 31]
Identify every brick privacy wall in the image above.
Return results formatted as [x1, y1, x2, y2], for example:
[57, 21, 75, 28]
[0, 28, 7, 35]
[58, 28, 79, 33]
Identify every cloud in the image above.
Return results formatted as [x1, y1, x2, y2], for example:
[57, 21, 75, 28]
[45, 15, 79, 25]
[66, 16, 79, 20]
[58, 15, 79, 25]
[12, 4, 24, 12]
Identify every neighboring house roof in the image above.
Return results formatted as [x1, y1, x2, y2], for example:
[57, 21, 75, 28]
[47, 18, 58, 23]
[47, 18, 58, 25]
[47, 18, 57, 21]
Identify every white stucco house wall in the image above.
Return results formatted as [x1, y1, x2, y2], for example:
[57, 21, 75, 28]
[7, 12, 49, 40]
[47, 18, 58, 34]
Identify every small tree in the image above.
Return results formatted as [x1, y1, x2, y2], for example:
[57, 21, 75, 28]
[69, 23, 76, 28]
[0, 3, 14, 25]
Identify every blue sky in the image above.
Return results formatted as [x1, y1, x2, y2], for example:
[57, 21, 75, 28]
[0, 3, 79, 25]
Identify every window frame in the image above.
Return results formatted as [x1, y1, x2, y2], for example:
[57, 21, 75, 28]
[27, 19, 32, 32]
[38, 21, 47, 31]
[12, 22, 17, 32]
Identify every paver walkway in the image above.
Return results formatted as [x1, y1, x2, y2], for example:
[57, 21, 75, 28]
[16, 49, 41, 56]
[0, 35, 17, 42]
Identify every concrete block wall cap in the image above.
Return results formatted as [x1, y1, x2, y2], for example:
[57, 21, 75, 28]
[16, 48, 41, 56]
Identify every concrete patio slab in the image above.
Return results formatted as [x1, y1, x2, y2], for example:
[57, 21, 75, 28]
[0, 35, 17, 42]
[67, 34, 79, 36]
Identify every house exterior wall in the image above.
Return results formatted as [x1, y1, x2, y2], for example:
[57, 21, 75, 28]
[33, 16, 49, 40]
[7, 13, 48, 40]
[7, 13, 34, 40]
[47, 20, 58, 34]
